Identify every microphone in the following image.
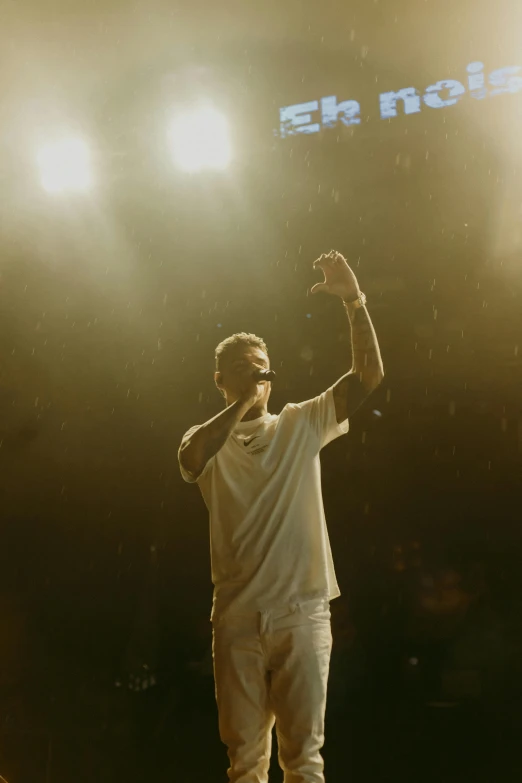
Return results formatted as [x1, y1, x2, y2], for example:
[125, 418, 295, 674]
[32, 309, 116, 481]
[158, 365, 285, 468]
[254, 368, 276, 382]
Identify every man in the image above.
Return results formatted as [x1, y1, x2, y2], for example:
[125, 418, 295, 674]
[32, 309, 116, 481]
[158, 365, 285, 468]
[178, 251, 384, 783]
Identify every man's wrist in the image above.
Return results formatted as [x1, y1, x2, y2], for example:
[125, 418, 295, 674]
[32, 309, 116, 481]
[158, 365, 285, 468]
[342, 291, 366, 318]
[342, 291, 366, 306]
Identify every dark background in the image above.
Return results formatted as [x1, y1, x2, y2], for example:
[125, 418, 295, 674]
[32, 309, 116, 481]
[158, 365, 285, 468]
[1, 1, 521, 780]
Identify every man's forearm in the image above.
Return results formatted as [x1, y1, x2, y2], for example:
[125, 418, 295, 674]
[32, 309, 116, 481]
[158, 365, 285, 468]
[179, 398, 251, 479]
[344, 301, 384, 389]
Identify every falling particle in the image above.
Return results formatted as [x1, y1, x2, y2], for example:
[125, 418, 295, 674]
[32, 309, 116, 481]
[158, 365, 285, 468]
[386, 389, 391, 402]
[372, 409, 382, 417]
[449, 401, 456, 416]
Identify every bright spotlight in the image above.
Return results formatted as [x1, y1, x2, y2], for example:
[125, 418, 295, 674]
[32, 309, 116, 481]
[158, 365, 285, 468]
[168, 106, 232, 172]
[37, 137, 92, 193]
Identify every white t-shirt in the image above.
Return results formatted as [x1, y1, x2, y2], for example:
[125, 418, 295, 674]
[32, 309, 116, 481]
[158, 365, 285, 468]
[179, 385, 349, 620]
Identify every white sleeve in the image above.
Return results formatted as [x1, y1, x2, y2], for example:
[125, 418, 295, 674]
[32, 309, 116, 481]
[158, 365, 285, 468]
[291, 385, 349, 450]
[178, 425, 214, 484]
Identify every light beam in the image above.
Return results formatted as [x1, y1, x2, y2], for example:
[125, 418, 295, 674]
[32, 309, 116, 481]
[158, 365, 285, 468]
[37, 137, 92, 193]
[168, 106, 232, 172]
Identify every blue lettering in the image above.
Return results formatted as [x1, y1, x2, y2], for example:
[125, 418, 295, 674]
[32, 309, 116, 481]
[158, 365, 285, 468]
[279, 101, 320, 137]
[423, 79, 466, 109]
[488, 66, 522, 95]
[321, 96, 361, 128]
[379, 87, 421, 120]
[467, 62, 487, 100]
[278, 60, 522, 137]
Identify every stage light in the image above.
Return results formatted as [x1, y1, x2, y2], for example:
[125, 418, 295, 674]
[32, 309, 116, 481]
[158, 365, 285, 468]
[37, 137, 92, 193]
[167, 106, 232, 172]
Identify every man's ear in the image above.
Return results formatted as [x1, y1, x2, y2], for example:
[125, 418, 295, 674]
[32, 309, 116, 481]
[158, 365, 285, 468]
[214, 371, 224, 397]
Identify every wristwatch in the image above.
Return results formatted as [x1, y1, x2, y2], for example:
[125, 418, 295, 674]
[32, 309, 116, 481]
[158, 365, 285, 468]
[343, 291, 367, 309]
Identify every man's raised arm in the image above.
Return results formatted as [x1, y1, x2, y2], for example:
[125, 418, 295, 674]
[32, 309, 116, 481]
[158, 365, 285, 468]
[332, 299, 384, 423]
[179, 372, 268, 481]
[179, 397, 251, 481]
[311, 250, 384, 423]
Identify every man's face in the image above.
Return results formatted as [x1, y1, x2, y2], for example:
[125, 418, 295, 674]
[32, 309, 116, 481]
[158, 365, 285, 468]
[215, 345, 272, 407]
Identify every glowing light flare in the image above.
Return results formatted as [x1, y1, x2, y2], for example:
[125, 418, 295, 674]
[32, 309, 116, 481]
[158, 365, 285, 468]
[37, 137, 92, 193]
[167, 106, 232, 172]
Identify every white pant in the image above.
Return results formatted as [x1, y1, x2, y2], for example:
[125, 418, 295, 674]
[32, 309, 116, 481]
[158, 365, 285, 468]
[212, 597, 332, 783]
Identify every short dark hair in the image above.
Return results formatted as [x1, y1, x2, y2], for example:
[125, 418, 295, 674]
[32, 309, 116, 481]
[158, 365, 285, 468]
[215, 332, 268, 372]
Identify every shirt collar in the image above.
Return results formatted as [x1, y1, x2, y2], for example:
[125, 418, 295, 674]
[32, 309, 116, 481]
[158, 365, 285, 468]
[234, 412, 273, 431]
